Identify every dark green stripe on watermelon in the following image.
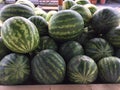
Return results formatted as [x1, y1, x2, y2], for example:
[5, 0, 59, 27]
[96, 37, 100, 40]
[31, 49, 66, 84]
[0, 4, 35, 22]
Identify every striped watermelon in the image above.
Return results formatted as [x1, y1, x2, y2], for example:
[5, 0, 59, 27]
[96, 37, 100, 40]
[98, 56, 120, 83]
[70, 4, 92, 26]
[35, 36, 58, 52]
[84, 4, 98, 15]
[62, 0, 76, 10]
[48, 10, 84, 41]
[15, 0, 35, 10]
[106, 25, 120, 48]
[59, 41, 84, 63]
[46, 10, 57, 22]
[67, 55, 98, 84]
[28, 16, 48, 36]
[31, 49, 66, 84]
[0, 4, 35, 22]
[0, 53, 30, 85]
[85, 38, 114, 62]
[91, 7, 120, 34]
[75, 0, 91, 5]
[1, 16, 39, 53]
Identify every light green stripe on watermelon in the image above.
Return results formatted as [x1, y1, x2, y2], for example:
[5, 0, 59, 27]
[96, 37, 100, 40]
[1, 16, 39, 53]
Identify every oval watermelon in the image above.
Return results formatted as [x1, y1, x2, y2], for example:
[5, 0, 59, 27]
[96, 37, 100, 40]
[1, 16, 39, 53]
[49, 10, 84, 41]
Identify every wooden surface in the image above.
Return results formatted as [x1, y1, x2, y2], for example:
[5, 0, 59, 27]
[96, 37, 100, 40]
[0, 84, 120, 90]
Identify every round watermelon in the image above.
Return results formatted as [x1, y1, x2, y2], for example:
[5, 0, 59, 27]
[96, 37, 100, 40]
[0, 53, 30, 85]
[1, 16, 39, 53]
[34, 36, 58, 53]
[0, 4, 35, 22]
[67, 55, 98, 84]
[62, 0, 76, 10]
[15, 0, 35, 10]
[85, 38, 114, 62]
[46, 10, 57, 22]
[75, 0, 91, 5]
[31, 49, 66, 84]
[70, 4, 92, 26]
[49, 10, 84, 41]
[59, 41, 84, 62]
[98, 56, 120, 83]
[28, 16, 48, 36]
[106, 25, 120, 48]
[91, 7, 120, 34]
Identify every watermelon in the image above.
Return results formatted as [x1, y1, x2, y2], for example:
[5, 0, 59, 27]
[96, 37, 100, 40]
[59, 41, 84, 62]
[0, 37, 11, 60]
[34, 36, 58, 53]
[75, 0, 91, 5]
[62, 0, 76, 10]
[15, 0, 35, 10]
[48, 10, 84, 41]
[34, 7, 47, 19]
[46, 10, 57, 22]
[91, 7, 120, 34]
[98, 56, 120, 83]
[85, 38, 114, 62]
[0, 4, 35, 22]
[70, 4, 92, 26]
[67, 55, 98, 84]
[0, 53, 30, 85]
[84, 4, 98, 15]
[106, 25, 120, 48]
[1, 16, 39, 53]
[28, 16, 48, 36]
[31, 49, 66, 84]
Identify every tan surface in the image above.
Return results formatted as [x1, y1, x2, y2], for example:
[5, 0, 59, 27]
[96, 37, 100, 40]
[0, 84, 120, 90]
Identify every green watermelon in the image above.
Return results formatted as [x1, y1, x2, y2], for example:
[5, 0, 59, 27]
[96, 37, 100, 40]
[62, 0, 76, 10]
[0, 53, 30, 85]
[84, 4, 98, 15]
[46, 10, 57, 22]
[0, 37, 11, 60]
[0, 4, 35, 22]
[106, 25, 120, 48]
[1, 16, 39, 53]
[75, 0, 91, 5]
[34, 7, 47, 19]
[34, 36, 58, 53]
[59, 41, 84, 62]
[98, 56, 120, 83]
[67, 55, 98, 84]
[15, 0, 35, 10]
[85, 38, 114, 62]
[31, 49, 66, 84]
[48, 10, 84, 41]
[91, 7, 120, 34]
[70, 4, 92, 26]
[28, 16, 48, 36]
